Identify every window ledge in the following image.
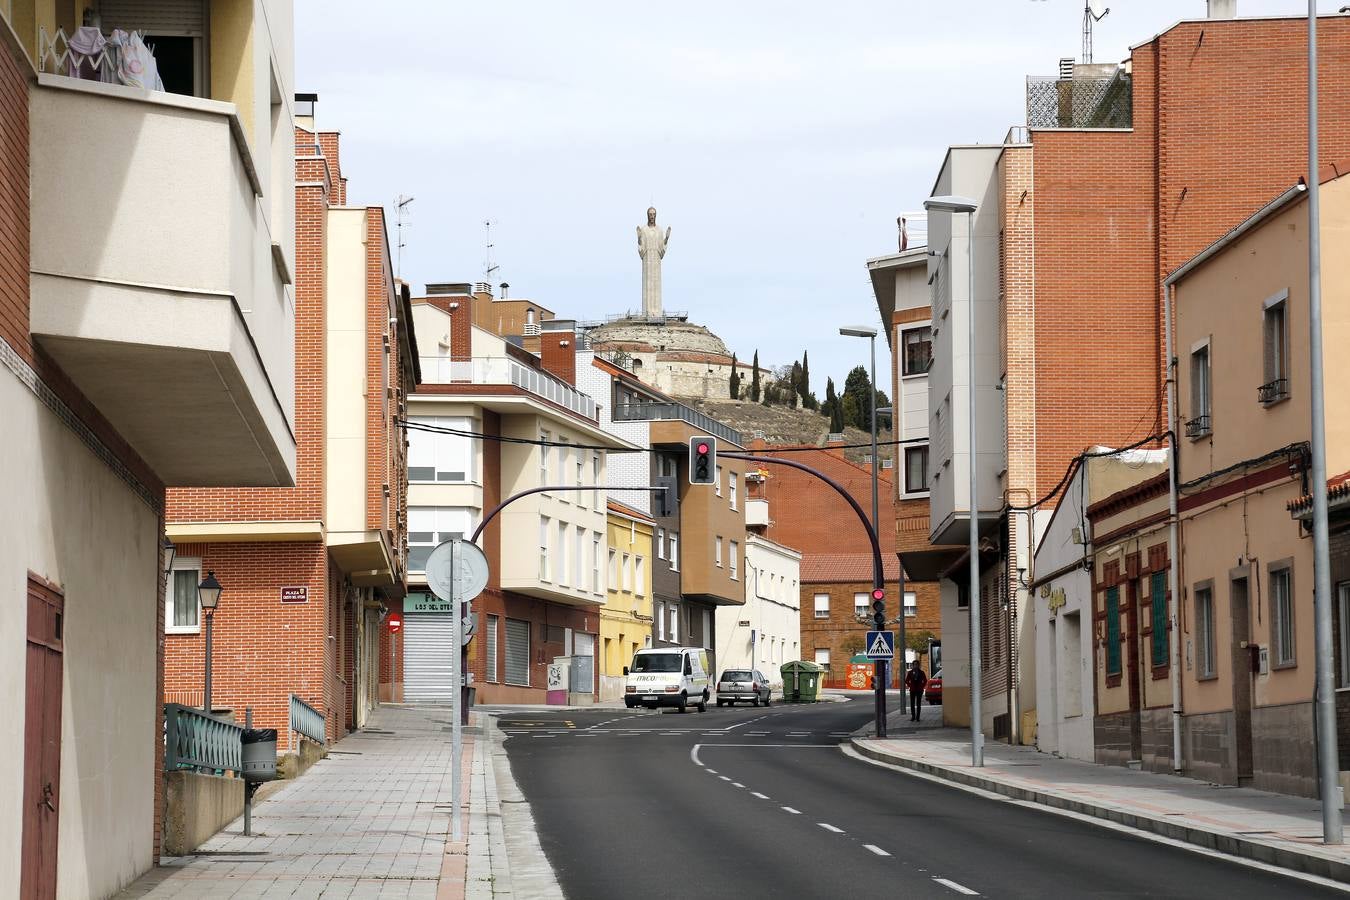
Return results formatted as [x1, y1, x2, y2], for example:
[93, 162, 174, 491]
[166, 627, 202, 636]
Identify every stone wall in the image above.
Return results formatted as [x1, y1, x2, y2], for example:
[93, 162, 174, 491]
[162, 771, 244, 857]
[1094, 710, 1134, 767]
[1251, 701, 1317, 798]
[1182, 710, 1236, 786]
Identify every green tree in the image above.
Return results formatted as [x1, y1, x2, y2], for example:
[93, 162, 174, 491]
[906, 629, 937, 656]
[750, 350, 761, 402]
[799, 351, 818, 410]
[840, 394, 860, 432]
[821, 377, 839, 429]
[787, 362, 801, 409]
[729, 353, 740, 399]
[843, 365, 872, 430]
[840, 634, 866, 658]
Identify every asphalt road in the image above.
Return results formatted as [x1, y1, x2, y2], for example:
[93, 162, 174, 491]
[496, 698, 1345, 899]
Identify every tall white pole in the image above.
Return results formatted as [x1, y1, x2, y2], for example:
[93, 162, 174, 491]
[1164, 284, 1184, 773]
[450, 541, 464, 843]
[968, 209, 983, 767]
[1307, 2, 1343, 845]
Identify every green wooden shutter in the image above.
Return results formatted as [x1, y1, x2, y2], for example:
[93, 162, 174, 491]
[1105, 587, 1122, 675]
[1151, 571, 1169, 668]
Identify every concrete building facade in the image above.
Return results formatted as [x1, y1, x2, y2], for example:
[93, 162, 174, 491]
[716, 534, 802, 686]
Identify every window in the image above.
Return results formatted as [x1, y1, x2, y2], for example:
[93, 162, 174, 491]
[505, 618, 531, 685]
[729, 541, 738, 580]
[904, 445, 929, 495]
[669, 605, 679, 642]
[540, 431, 550, 480]
[1188, 343, 1211, 437]
[656, 601, 666, 640]
[1196, 585, 1217, 678]
[1270, 564, 1295, 668]
[608, 549, 618, 589]
[1262, 292, 1290, 404]
[408, 416, 473, 482]
[814, 648, 831, 669]
[575, 526, 585, 590]
[657, 528, 666, 560]
[576, 451, 586, 509]
[635, 557, 646, 596]
[1105, 587, 1122, 676]
[556, 441, 569, 501]
[486, 615, 500, 682]
[557, 521, 569, 585]
[957, 580, 969, 610]
[593, 453, 602, 508]
[715, 466, 723, 496]
[540, 517, 551, 581]
[409, 507, 472, 572]
[1150, 571, 1169, 668]
[904, 591, 917, 617]
[669, 533, 680, 571]
[729, 473, 738, 509]
[814, 593, 830, 619]
[592, 534, 602, 594]
[621, 553, 632, 593]
[165, 558, 202, 634]
[715, 536, 723, 568]
[854, 592, 868, 616]
[902, 326, 932, 375]
[1338, 583, 1350, 688]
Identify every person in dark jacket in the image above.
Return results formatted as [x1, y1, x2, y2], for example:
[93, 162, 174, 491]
[904, 661, 928, 721]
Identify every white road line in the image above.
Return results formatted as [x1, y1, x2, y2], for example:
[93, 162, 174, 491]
[818, 823, 844, 833]
[719, 776, 732, 781]
[751, 792, 770, 799]
[747, 732, 771, 736]
[532, 735, 556, 739]
[730, 782, 745, 788]
[689, 745, 703, 766]
[782, 806, 801, 814]
[787, 732, 811, 736]
[718, 714, 769, 732]
[705, 769, 718, 775]
[863, 844, 890, 857]
[933, 878, 979, 895]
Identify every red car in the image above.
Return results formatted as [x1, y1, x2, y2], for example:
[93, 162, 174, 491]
[924, 669, 942, 705]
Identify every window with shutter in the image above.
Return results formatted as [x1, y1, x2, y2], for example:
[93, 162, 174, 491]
[1150, 572, 1168, 668]
[1105, 586, 1122, 676]
[504, 618, 530, 686]
[486, 615, 499, 683]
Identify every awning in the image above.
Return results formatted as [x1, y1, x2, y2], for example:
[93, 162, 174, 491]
[898, 548, 965, 582]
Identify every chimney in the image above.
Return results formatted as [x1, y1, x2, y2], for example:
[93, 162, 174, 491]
[540, 320, 577, 386]
[500, 282, 510, 299]
[1058, 57, 1075, 80]
[1206, 0, 1236, 19]
[294, 92, 317, 129]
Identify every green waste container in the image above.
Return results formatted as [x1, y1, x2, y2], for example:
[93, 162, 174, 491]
[780, 660, 823, 703]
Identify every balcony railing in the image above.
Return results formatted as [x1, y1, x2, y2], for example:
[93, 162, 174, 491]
[38, 26, 165, 91]
[164, 704, 243, 773]
[1258, 378, 1289, 405]
[1185, 415, 1212, 439]
[1026, 69, 1132, 129]
[419, 356, 598, 420]
[288, 694, 326, 753]
[612, 402, 743, 446]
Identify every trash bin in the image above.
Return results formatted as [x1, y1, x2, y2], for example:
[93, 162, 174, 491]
[779, 661, 823, 703]
[241, 728, 278, 782]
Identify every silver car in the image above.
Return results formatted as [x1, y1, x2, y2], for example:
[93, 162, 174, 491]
[716, 669, 771, 707]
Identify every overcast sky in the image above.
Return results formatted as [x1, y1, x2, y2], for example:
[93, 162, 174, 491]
[296, 0, 1335, 394]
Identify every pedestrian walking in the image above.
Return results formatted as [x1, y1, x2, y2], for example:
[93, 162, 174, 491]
[905, 661, 927, 721]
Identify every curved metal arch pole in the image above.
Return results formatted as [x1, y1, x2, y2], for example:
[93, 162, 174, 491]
[470, 485, 666, 545]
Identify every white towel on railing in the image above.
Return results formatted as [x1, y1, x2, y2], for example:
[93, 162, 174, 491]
[108, 30, 163, 91]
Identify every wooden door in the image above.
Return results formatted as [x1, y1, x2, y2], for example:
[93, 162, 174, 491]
[22, 577, 63, 900]
[1230, 577, 1254, 784]
[1125, 579, 1144, 761]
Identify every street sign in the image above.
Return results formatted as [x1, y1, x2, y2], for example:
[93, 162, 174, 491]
[462, 613, 477, 646]
[387, 613, 402, 632]
[426, 539, 490, 603]
[865, 630, 896, 660]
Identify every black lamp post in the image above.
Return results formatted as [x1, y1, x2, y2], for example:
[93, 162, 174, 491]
[161, 536, 176, 585]
[198, 571, 222, 715]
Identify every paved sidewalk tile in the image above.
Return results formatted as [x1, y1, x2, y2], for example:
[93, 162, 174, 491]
[117, 705, 476, 899]
[853, 727, 1350, 881]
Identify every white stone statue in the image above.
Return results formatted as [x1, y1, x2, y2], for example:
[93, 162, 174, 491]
[637, 206, 671, 318]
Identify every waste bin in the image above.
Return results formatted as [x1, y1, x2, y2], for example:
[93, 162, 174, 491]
[779, 661, 823, 703]
[241, 728, 278, 782]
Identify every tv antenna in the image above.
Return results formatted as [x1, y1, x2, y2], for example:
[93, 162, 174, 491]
[483, 219, 500, 288]
[395, 195, 414, 280]
[1083, 0, 1109, 64]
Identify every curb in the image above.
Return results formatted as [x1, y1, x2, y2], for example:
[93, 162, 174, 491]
[849, 738, 1350, 884]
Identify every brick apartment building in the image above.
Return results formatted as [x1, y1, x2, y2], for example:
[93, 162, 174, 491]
[913, 8, 1350, 745]
[2, 2, 298, 895]
[164, 107, 418, 744]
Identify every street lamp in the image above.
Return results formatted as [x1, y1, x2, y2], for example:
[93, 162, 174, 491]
[161, 536, 176, 585]
[198, 571, 222, 715]
[924, 193, 982, 767]
[840, 325, 890, 719]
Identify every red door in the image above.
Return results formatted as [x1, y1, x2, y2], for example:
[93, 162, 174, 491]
[22, 577, 63, 900]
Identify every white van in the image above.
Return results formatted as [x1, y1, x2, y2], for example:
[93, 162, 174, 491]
[624, 647, 711, 712]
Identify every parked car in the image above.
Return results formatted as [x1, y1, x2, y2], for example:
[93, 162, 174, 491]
[716, 669, 771, 707]
[925, 669, 942, 705]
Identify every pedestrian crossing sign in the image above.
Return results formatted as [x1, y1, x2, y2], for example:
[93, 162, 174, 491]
[865, 630, 895, 660]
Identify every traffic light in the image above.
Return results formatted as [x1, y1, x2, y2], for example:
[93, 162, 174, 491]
[871, 588, 885, 629]
[689, 436, 717, 485]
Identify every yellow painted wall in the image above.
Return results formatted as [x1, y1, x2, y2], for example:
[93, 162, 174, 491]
[210, 0, 255, 137]
[600, 509, 653, 689]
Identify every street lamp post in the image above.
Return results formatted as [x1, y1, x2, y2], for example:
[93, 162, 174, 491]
[198, 571, 222, 715]
[925, 194, 981, 766]
[841, 325, 891, 714]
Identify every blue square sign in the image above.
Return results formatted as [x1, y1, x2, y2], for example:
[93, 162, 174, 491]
[865, 630, 896, 660]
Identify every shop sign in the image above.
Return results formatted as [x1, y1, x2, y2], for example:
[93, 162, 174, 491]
[406, 591, 454, 613]
[280, 586, 308, 604]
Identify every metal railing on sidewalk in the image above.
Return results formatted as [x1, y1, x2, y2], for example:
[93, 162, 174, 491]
[164, 703, 243, 773]
[288, 694, 326, 753]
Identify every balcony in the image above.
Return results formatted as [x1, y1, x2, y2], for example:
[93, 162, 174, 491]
[1026, 67, 1132, 129]
[612, 402, 743, 446]
[1185, 415, 1212, 440]
[1258, 378, 1290, 406]
[746, 497, 770, 528]
[419, 356, 597, 421]
[27, 75, 295, 487]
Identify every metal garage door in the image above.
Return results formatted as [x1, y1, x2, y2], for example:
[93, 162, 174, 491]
[403, 612, 456, 703]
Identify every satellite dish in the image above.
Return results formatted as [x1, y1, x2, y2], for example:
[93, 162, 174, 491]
[1087, 0, 1107, 18]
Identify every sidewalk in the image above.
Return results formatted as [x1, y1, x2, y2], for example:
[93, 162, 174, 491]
[116, 704, 511, 899]
[850, 725, 1350, 883]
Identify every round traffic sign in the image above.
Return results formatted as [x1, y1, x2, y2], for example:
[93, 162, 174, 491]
[425, 539, 490, 602]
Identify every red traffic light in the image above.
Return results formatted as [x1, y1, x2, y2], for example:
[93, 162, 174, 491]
[697, 442, 709, 455]
[872, 589, 885, 601]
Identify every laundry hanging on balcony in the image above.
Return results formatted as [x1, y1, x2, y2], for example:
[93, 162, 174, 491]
[39, 27, 165, 92]
[108, 30, 163, 91]
[64, 27, 115, 83]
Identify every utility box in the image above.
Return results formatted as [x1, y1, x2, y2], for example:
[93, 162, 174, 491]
[780, 661, 823, 703]
[241, 729, 278, 782]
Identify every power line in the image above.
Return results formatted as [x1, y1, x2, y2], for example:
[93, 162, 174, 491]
[1006, 432, 1170, 512]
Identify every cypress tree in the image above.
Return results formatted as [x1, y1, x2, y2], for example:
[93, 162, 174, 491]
[750, 351, 761, 402]
[729, 354, 740, 399]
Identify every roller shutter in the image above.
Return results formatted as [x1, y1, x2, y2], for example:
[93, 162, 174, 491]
[402, 612, 456, 703]
[99, 0, 206, 36]
[504, 618, 530, 686]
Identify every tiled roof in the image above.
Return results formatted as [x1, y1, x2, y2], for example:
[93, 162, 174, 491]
[800, 553, 902, 583]
[1287, 471, 1350, 517]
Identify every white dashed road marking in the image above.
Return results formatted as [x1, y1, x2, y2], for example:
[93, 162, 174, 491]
[719, 776, 732, 782]
[933, 878, 979, 895]
[818, 823, 844, 833]
[751, 792, 770, 800]
[863, 844, 890, 857]
[782, 807, 801, 814]
[731, 782, 745, 788]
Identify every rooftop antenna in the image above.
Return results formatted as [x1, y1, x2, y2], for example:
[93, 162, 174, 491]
[1083, 0, 1109, 65]
[395, 195, 414, 279]
[483, 219, 500, 289]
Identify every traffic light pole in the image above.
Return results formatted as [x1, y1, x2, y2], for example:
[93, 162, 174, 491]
[720, 452, 889, 737]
